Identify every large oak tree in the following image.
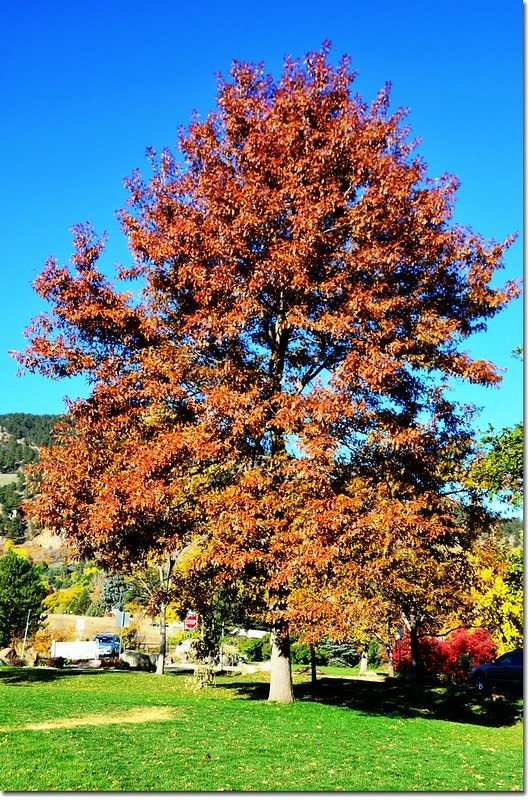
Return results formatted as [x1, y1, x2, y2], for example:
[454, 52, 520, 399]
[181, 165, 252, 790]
[18, 46, 517, 700]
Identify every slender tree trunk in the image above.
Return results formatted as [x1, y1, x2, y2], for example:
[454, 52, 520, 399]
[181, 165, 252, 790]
[385, 618, 395, 678]
[310, 644, 317, 691]
[387, 644, 395, 678]
[156, 602, 167, 675]
[155, 555, 175, 676]
[359, 649, 368, 675]
[268, 625, 294, 703]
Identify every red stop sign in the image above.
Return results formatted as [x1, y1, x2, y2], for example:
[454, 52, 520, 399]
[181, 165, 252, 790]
[184, 612, 198, 631]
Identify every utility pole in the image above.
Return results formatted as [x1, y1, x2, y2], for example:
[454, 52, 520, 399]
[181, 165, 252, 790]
[118, 588, 125, 655]
[21, 610, 31, 658]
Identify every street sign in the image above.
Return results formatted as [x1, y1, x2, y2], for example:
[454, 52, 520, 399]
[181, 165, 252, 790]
[184, 611, 198, 631]
[115, 611, 131, 628]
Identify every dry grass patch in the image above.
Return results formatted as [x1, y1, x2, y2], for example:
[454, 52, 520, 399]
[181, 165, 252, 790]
[0, 705, 178, 732]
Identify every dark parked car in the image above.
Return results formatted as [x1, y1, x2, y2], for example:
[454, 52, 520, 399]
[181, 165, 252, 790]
[470, 648, 523, 694]
[94, 633, 121, 657]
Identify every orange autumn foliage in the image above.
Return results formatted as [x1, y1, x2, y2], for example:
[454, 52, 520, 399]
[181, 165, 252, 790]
[17, 46, 517, 699]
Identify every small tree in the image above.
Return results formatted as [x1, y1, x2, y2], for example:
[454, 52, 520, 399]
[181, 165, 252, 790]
[0, 548, 47, 648]
[469, 422, 523, 508]
[468, 539, 523, 651]
[101, 574, 131, 612]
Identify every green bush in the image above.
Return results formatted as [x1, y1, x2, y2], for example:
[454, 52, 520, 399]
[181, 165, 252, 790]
[238, 637, 263, 662]
[219, 633, 272, 663]
[290, 642, 329, 666]
[233, 634, 270, 662]
[366, 638, 382, 668]
[121, 621, 146, 650]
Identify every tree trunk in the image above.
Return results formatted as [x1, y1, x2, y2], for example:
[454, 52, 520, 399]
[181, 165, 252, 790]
[156, 602, 167, 675]
[409, 621, 423, 683]
[268, 625, 294, 703]
[359, 649, 368, 675]
[155, 555, 175, 676]
[386, 644, 395, 678]
[310, 644, 317, 691]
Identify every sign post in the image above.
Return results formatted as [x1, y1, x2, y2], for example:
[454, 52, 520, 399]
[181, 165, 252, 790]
[75, 616, 85, 641]
[114, 611, 131, 655]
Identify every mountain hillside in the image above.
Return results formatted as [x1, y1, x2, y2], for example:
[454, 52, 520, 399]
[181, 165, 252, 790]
[0, 413, 60, 545]
[0, 413, 60, 472]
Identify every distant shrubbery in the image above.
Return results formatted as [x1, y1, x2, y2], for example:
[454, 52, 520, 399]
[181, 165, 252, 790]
[220, 634, 271, 663]
[30, 620, 76, 657]
[290, 641, 329, 666]
[289, 638, 383, 668]
[211, 634, 364, 667]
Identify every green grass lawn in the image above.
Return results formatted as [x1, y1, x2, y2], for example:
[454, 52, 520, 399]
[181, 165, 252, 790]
[302, 663, 385, 677]
[0, 666, 523, 792]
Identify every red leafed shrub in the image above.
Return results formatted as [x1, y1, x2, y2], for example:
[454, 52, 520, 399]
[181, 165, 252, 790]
[393, 627, 497, 683]
[438, 627, 497, 682]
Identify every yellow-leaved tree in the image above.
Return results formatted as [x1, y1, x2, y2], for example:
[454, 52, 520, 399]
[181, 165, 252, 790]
[468, 539, 523, 651]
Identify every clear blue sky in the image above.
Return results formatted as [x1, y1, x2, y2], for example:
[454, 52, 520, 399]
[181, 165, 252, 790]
[1, 0, 523, 434]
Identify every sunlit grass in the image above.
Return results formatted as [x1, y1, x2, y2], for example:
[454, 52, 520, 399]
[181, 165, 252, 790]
[0, 667, 523, 792]
[306, 663, 385, 677]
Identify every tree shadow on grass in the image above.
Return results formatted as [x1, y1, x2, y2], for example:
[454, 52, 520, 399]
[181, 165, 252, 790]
[219, 675, 523, 728]
[2, 667, 522, 729]
[0, 666, 128, 684]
